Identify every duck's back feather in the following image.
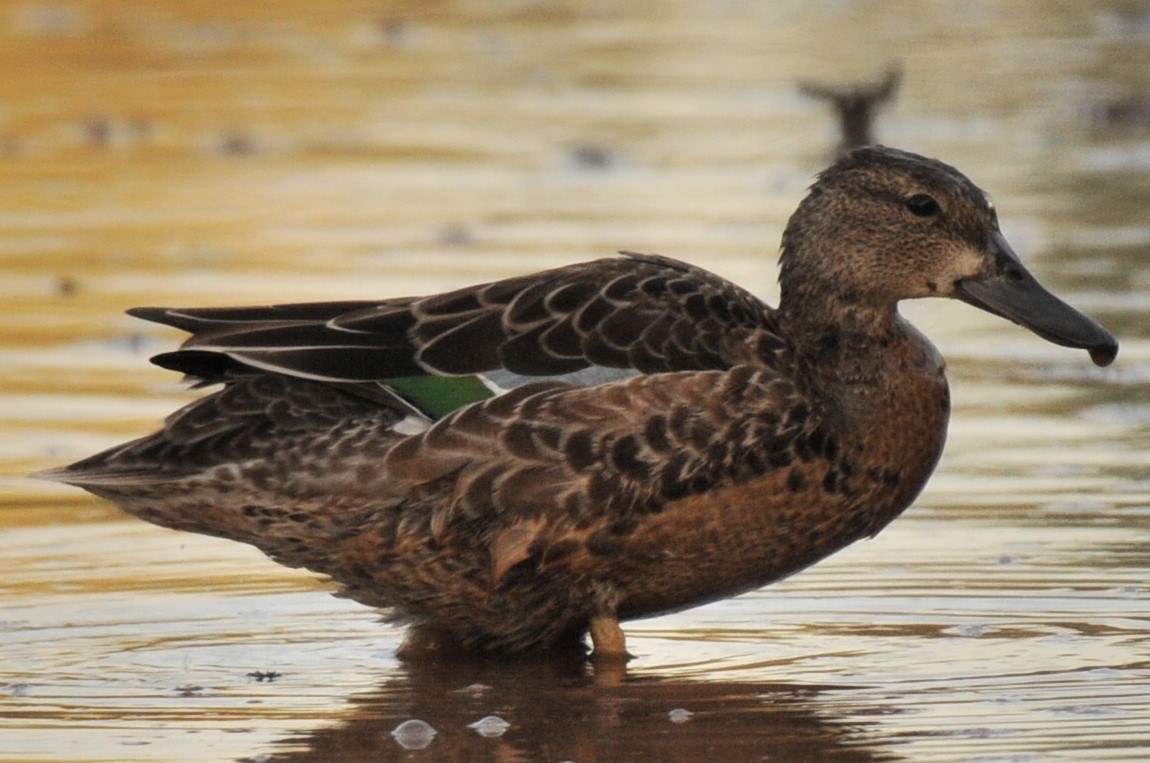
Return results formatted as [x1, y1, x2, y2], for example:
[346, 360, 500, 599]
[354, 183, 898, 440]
[131, 253, 783, 390]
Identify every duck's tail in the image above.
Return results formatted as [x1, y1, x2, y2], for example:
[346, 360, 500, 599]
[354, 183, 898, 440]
[39, 373, 407, 576]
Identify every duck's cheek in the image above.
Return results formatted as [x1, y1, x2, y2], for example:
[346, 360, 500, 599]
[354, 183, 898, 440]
[918, 244, 986, 299]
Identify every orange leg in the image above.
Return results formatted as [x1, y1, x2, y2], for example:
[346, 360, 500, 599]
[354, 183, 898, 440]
[589, 614, 630, 660]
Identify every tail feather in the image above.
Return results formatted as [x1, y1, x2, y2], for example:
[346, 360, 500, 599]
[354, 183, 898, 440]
[37, 462, 193, 489]
[40, 374, 408, 576]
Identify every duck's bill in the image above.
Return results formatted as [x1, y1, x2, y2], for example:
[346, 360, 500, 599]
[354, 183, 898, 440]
[955, 232, 1118, 367]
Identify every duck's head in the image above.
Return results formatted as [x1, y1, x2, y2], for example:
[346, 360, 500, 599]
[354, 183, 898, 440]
[779, 146, 1117, 367]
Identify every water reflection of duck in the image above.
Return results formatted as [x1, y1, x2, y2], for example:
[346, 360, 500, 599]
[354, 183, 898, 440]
[254, 658, 897, 763]
[43, 146, 1117, 660]
[800, 66, 901, 153]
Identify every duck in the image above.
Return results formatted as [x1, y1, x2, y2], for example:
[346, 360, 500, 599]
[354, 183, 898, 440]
[43, 146, 1117, 660]
[800, 65, 902, 153]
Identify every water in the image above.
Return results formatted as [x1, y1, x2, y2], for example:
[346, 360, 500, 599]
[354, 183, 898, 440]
[2, 2, 1148, 761]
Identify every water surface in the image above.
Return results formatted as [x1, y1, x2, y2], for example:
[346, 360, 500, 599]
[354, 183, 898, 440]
[2, 2, 1148, 761]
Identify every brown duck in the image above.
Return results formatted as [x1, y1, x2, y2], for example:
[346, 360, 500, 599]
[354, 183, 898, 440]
[800, 65, 902, 153]
[44, 147, 1117, 659]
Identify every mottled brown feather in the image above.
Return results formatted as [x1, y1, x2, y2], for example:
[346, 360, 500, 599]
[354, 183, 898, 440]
[127, 252, 776, 388]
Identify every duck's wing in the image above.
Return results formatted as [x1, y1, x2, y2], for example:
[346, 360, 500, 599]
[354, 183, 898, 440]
[132, 252, 787, 415]
[363, 364, 817, 593]
[135, 252, 777, 380]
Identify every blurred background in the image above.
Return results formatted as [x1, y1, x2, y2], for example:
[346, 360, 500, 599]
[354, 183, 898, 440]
[1, 2, 1147, 761]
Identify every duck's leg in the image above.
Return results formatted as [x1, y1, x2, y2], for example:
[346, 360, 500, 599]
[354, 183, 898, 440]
[589, 614, 630, 660]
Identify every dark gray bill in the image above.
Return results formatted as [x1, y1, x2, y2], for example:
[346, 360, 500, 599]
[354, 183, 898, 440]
[954, 231, 1118, 367]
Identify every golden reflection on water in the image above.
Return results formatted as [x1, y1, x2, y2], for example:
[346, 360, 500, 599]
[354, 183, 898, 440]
[2, 2, 1149, 762]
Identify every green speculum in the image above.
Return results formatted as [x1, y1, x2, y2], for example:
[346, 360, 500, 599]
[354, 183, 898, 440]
[385, 375, 494, 420]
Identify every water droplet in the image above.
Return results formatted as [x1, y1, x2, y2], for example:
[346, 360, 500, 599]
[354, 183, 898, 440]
[469, 714, 511, 737]
[391, 719, 437, 750]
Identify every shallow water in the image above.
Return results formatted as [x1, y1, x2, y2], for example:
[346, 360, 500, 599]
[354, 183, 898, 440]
[2, 2, 1149, 761]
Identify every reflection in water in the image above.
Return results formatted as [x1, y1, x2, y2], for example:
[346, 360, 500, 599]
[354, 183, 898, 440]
[267, 659, 896, 763]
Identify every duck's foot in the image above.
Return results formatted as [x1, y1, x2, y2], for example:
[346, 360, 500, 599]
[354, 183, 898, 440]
[589, 614, 632, 663]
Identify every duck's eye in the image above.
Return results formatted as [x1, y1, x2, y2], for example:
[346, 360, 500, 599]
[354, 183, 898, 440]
[905, 193, 941, 217]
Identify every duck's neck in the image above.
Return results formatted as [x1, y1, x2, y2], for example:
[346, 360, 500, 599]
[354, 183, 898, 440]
[779, 305, 897, 427]
[778, 300, 951, 521]
[776, 296, 902, 375]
